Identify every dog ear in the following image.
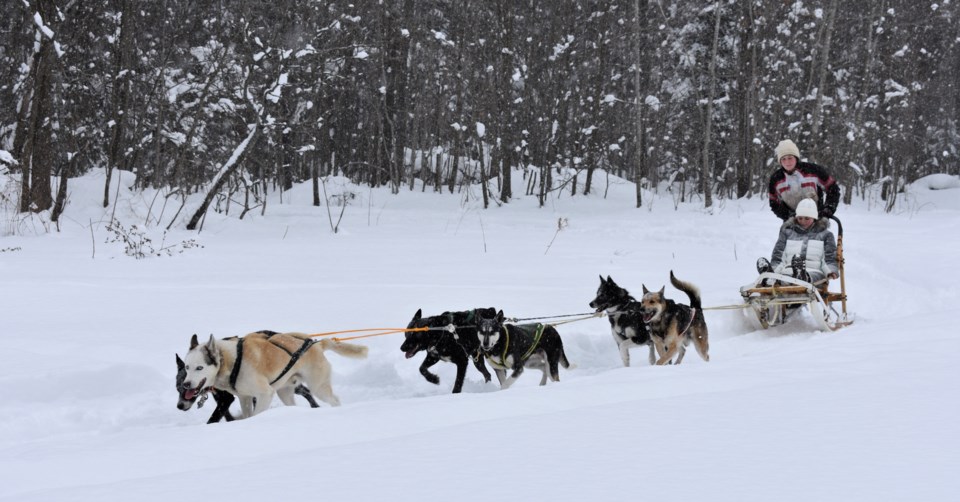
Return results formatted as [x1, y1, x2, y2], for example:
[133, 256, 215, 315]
[599, 274, 605, 284]
[642, 284, 650, 294]
[205, 335, 219, 359]
[413, 308, 422, 321]
[190, 334, 199, 349]
[658, 286, 665, 295]
[203, 335, 221, 366]
[176, 354, 184, 369]
[496, 310, 504, 323]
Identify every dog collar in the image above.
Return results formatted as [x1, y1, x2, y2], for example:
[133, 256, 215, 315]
[197, 389, 211, 408]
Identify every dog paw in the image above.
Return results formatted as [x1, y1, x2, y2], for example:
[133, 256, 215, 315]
[425, 374, 440, 385]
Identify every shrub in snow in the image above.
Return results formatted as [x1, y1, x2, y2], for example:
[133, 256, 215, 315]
[105, 221, 203, 259]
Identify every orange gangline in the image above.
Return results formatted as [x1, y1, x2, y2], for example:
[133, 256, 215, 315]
[308, 326, 430, 339]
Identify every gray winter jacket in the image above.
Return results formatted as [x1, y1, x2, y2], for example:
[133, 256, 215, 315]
[770, 217, 839, 279]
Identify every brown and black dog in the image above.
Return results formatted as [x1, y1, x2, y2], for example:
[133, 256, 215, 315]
[640, 271, 710, 365]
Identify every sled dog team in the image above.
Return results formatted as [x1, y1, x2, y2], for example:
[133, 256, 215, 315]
[177, 271, 709, 422]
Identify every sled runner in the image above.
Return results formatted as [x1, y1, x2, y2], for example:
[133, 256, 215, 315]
[739, 216, 853, 331]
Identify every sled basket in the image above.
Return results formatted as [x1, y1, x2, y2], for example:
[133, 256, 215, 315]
[740, 216, 853, 331]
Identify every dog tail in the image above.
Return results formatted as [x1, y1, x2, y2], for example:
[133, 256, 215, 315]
[557, 335, 576, 370]
[320, 338, 369, 359]
[670, 270, 702, 310]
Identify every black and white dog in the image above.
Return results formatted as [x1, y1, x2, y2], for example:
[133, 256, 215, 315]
[401, 308, 495, 393]
[475, 309, 570, 389]
[176, 353, 238, 423]
[589, 275, 657, 367]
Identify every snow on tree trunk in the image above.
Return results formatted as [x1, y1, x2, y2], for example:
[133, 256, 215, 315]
[186, 124, 259, 230]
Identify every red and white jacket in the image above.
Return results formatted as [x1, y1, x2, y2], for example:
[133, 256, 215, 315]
[768, 161, 840, 221]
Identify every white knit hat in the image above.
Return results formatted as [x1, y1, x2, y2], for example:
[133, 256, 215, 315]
[776, 139, 800, 162]
[795, 198, 818, 219]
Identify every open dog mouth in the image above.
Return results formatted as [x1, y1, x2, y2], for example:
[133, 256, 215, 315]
[180, 378, 207, 401]
[641, 310, 656, 323]
[405, 350, 418, 359]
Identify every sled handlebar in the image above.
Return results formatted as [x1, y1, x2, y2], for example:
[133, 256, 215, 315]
[830, 215, 843, 237]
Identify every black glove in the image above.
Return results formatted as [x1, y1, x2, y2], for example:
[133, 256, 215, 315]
[821, 207, 834, 219]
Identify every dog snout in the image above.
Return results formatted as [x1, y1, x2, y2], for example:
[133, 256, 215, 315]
[478, 334, 492, 350]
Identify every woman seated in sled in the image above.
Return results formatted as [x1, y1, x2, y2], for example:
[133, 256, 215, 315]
[756, 198, 839, 285]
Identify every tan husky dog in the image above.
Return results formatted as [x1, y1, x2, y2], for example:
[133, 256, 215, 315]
[180, 332, 367, 418]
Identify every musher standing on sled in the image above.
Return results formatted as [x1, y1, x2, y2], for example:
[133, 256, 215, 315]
[768, 139, 840, 222]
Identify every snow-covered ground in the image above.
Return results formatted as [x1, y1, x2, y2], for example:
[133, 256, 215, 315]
[1, 169, 957, 501]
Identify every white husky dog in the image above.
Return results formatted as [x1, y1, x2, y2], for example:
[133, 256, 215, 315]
[180, 332, 367, 418]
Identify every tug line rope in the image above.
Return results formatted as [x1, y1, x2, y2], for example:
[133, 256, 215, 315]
[308, 311, 608, 343]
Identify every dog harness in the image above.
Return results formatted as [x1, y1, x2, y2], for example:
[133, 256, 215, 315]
[227, 336, 317, 389]
[228, 337, 245, 391]
[269, 338, 316, 386]
[486, 323, 546, 367]
[678, 308, 698, 338]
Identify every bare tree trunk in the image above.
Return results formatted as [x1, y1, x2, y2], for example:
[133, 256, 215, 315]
[734, 1, 758, 198]
[104, 0, 136, 208]
[52, 150, 77, 223]
[186, 125, 259, 230]
[495, 0, 514, 203]
[633, 0, 649, 208]
[23, 0, 59, 214]
[500, 145, 513, 202]
[12, 72, 35, 197]
[808, 0, 839, 156]
[846, 0, 883, 204]
[701, 1, 722, 209]
[377, 0, 414, 194]
[478, 140, 489, 209]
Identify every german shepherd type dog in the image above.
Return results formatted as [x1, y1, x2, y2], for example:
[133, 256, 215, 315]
[180, 331, 367, 418]
[176, 331, 319, 423]
[640, 271, 710, 365]
[475, 309, 571, 389]
[589, 275, 657, 367]
[401, 308, 495, 393]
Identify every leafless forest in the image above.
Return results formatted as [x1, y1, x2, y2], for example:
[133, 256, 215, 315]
[3, 0, 957, 223]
